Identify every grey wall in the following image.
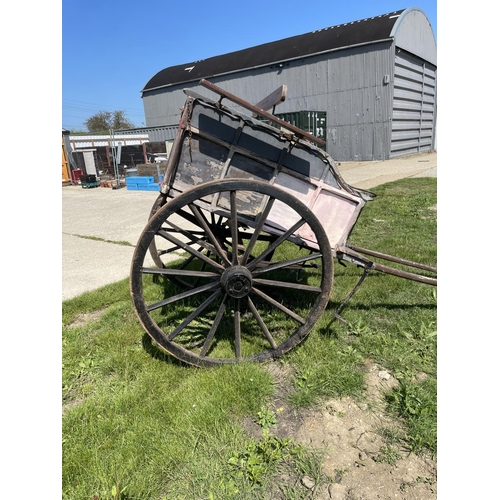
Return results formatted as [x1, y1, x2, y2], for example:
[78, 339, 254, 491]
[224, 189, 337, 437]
[143, 41, 395, 161]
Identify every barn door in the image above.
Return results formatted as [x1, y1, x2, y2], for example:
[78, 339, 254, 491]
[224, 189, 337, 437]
[390, 49, 437, 157]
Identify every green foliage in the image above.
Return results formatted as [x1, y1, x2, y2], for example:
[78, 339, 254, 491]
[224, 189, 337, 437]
[373, 446, 402, 465]
[228, 431, 297, 485]
[226, 407, 327, 496]
[84, 110, 134, 133]
[257, 407, 280, 430]
[385, 377, 437, 454]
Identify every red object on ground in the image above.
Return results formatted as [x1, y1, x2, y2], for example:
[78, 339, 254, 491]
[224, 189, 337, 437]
[71, 169, 83, 182]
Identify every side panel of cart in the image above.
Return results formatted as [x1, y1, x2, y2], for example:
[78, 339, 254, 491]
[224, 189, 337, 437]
[161, 90, 366, 251]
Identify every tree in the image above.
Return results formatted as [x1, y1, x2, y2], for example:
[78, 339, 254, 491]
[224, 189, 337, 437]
[84, 110, 135, 133]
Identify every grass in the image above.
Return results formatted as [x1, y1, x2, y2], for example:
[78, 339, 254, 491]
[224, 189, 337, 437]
[62, 177, 437, 499]
[66, 234, 134, 246]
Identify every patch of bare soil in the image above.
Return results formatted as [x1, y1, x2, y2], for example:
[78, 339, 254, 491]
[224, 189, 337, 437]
[68, 308, 107, 329]
[256, 363, 437, 499]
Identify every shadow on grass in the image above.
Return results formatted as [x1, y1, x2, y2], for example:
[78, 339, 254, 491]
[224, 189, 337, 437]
[316, 302, 436, 338]
[328, 302, 436, 313]
[141, 333, 187, 367]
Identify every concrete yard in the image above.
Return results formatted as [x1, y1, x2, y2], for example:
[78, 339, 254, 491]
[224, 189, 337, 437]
[62, 151, 436, 301]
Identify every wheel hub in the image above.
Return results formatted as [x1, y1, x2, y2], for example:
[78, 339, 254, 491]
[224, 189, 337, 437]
[220, 266, 253, 298]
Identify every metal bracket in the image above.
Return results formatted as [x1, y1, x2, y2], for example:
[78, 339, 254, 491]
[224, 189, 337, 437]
[333, 262, 373, 324]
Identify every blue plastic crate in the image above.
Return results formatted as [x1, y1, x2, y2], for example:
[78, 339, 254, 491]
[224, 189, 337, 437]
[138, 176, 155, 185]
[142, 184, 160, 191]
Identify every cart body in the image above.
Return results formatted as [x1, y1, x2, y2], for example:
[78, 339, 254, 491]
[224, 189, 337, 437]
[160, 83, 372, 253]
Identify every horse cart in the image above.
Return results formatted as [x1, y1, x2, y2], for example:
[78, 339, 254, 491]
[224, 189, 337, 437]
[130, 79, 437, 367]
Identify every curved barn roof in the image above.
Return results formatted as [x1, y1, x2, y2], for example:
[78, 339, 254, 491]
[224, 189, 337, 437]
[142, 8, 431, 93]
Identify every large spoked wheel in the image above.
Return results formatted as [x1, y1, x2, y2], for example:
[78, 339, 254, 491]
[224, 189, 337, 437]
[146, 186, 268, 288]
[130, 179, 334, 367]
[147, 193, 278, 284]
[147, 193, 169, 269]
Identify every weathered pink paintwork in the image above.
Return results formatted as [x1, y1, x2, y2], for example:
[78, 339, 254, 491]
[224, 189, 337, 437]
[161, 80, 372, 254]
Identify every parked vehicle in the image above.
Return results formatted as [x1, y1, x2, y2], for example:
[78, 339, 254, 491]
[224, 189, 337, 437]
[130, 79, 437, 367]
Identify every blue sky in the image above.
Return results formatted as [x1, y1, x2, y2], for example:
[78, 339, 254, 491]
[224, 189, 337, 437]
[62, 0, 437, 131]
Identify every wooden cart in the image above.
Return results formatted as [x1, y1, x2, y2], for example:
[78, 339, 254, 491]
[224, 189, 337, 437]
[130, 80, 436, 367]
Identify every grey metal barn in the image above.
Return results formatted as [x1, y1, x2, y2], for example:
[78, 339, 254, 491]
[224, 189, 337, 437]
[141, 7, 436, 161]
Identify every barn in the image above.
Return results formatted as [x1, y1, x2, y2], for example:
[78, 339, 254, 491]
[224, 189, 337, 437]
[141, 7, 437, 161]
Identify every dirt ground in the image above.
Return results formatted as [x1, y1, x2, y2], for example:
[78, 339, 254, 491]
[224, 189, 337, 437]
[256, 364, 437, 500]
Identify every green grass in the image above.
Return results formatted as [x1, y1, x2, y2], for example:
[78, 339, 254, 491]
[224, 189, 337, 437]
[284, 178, 437, 451]
[66, 234, 134, 246]
[62, 177, 437, 499]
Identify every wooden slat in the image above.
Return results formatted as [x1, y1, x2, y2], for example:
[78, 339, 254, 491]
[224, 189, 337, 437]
[252, 85, 287, 116]
[199, 79, 326, 146]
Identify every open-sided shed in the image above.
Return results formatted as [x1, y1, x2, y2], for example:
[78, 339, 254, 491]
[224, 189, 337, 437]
[141, 7, 436, 161]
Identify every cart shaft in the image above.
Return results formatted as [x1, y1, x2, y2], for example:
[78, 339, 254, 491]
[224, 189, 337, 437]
[337, 245, 437, 286]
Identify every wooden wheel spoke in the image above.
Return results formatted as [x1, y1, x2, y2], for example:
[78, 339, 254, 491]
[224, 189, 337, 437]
[158, 224, 224, 261]
[200, 294, 228, 357]
[166, 289, 223, 341]
[251, 287, 306, 324]
[252, 252, 322, 275]
[157, 245, 182, 257]
[234, 298, 242, 359]
[246, 218, 307, 271]
[230, 191, 240, 265]
[146, 281, 220, 312]
[241, 196, 276, 265]
[247, 297, 278, 349]
[159, 225, 204, 237]
[253, 278, 321, 293]
[159, 220, 204, 246]
[158, 224, 204, 243]
[169, 205, 203, 229]
[189, 203, 232, 267]
[156, 228, 224, 272]
[141, 267, 219, 279]
[177, 252, 196, 271]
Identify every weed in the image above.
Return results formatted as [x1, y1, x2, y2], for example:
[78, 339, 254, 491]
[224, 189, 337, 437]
[416, 476, 436, 485]
[228, 409, 298, 485]
[227, 407, 327, 496]
[373, 446, 401, 465]
[228, 432, 297, 485]
[334, 468, 348, 483]
[385, 378, 437, 454]
[257, 407, 280, 430]
[72, 234, 133, 247]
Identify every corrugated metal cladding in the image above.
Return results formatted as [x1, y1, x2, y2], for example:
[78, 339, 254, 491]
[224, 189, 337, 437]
[140, 7, 436, 161]
[390, 49, 437, 157]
